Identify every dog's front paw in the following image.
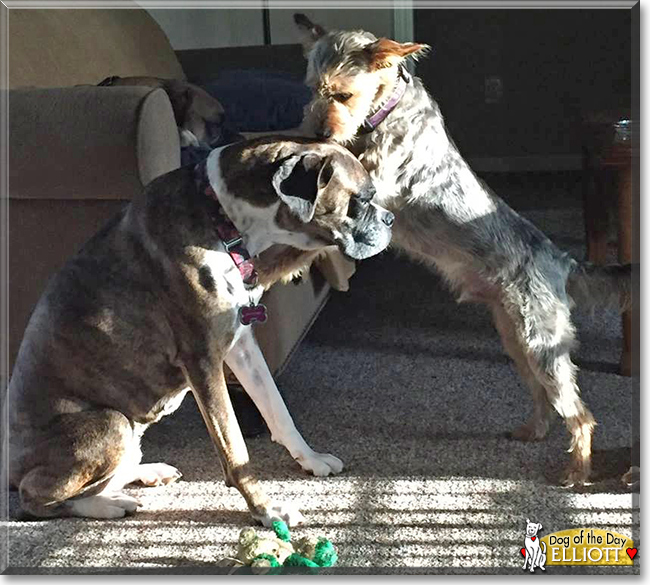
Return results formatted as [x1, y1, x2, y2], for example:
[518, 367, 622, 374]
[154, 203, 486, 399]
[256, 501, 305, 528]
[296, 451, 344, 477]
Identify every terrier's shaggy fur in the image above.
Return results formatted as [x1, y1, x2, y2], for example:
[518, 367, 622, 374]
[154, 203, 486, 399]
[295, 13, 632, 486]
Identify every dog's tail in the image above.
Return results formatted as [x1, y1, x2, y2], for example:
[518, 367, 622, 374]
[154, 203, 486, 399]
[566, 261, 634, 312]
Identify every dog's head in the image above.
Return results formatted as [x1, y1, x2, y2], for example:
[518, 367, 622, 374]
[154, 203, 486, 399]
[211, 136, 393, 260]
[98, 76, 242, 149]
[525, 519, 543, 537]
[294, 13, 429, 144]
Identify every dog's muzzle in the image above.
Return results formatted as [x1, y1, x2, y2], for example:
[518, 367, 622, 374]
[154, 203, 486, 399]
[340, 202, 393, 260]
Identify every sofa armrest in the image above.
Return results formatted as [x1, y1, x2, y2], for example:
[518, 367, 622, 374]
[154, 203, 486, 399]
[9, 86, 180, 201]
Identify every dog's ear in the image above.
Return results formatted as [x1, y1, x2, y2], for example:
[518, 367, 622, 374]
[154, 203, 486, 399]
[526, 518, 530, 524]
[164, 80, 193, 126]
[537, 523, 543, 531]
[364, 38, 430, 70]
[273, 153, 332, 222]
[294, 13, 327, 54]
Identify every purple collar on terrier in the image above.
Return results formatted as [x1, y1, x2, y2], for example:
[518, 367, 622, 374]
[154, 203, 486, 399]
[195, 161, 268, 326]
[359, 66, 410, 135]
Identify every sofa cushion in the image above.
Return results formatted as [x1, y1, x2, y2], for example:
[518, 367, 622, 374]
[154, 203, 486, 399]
[9, 8, 185, 89]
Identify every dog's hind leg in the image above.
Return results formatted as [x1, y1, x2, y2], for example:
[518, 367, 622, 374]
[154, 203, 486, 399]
[17, 409, 140, 518]
[529, 352, 595, 486]
[492, 303, 553, 441]
[103, 431, 183, 489]
[519, 315, 596, 486]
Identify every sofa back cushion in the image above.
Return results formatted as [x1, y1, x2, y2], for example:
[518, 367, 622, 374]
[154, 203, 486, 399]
[9, 8, 185, 89]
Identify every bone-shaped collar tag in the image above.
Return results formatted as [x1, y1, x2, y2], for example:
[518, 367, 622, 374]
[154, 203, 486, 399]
[240, 304, 268, 326]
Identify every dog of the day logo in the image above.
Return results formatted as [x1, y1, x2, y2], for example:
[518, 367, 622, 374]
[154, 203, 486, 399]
[519, 520, 636, 570]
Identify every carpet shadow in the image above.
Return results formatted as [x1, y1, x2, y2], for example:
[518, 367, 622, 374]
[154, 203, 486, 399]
[131, 507, 252, 526]
[573, 358, 621, 375]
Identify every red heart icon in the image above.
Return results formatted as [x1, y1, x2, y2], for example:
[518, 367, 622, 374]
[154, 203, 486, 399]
[520, 548, 526, 557]
[532, 537, 536, 541]
[626, 548, 637, 560]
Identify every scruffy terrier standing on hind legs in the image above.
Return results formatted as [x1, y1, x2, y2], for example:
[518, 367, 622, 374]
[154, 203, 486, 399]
[293, 13, 634, 487]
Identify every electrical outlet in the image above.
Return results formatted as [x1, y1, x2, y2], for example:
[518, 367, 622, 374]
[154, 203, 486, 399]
[485, 76, 503, 104]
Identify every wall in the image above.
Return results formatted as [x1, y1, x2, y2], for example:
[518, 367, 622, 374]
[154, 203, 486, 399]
[413, 9, 632, 168]
[147, 8, 264, 50]
[147, 7, 395, 50]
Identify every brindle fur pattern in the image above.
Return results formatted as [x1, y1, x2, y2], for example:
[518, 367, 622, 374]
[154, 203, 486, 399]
[7, 137, 392, 523]
[295, 14, 633, 486]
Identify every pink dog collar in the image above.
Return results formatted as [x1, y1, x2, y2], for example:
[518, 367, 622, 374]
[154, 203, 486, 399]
[359, 66, 410, 134]
[195, 161, 267, 326]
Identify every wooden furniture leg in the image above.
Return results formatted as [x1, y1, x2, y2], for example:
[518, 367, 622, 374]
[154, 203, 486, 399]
[583, 156, 610, 265]
[617, 164, 636, 376]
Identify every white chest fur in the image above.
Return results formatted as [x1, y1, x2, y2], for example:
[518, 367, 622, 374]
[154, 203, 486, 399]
[199, 244, 265, 343]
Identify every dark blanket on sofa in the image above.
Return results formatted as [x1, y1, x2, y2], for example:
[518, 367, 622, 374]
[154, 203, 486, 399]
[181, 69, 311, 166]
[202, 69, 311, 132]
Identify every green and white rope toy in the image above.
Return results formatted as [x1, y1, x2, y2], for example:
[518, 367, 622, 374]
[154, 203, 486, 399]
[233, 520, 338, 573]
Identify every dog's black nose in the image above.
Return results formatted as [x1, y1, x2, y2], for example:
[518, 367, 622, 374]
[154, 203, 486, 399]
[316, 128, 332, 139]
[382, 210, 395, 227]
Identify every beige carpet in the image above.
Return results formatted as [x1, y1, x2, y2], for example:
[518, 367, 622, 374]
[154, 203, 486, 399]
[3, 172, 639, 574]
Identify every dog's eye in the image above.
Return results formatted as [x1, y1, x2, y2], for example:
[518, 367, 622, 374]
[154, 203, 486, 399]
[333, 92, 352, 103]
[356, 185, 375, 203]
[347, 197, 368, 219]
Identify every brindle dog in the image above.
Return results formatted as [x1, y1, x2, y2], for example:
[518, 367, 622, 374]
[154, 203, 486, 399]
[7, 136, 393, 525]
